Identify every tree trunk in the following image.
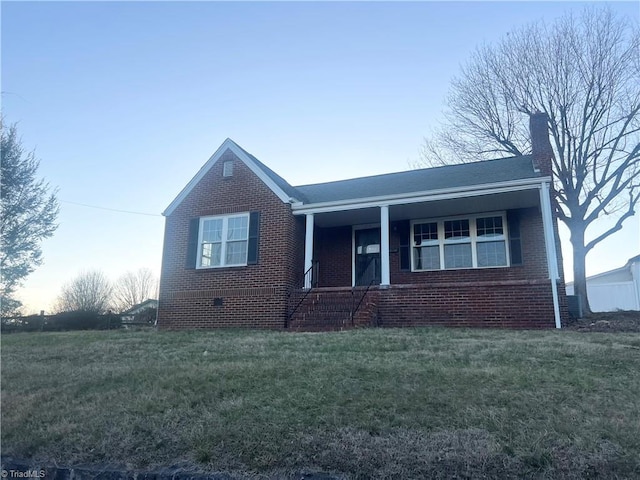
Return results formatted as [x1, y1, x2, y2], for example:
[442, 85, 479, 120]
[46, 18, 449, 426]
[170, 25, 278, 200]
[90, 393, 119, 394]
[569, 225, 592, 316]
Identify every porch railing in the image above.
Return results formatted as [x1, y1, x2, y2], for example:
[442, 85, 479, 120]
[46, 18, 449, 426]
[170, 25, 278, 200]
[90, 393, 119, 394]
[287, 261, 318, 325]
[350, 278, 376, 326]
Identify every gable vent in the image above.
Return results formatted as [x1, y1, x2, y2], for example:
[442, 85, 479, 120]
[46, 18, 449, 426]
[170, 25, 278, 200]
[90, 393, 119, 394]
[223, 160, 234, 177]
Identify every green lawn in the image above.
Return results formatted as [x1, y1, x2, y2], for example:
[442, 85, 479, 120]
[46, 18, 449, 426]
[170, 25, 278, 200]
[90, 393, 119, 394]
[2, 328, 640, 479]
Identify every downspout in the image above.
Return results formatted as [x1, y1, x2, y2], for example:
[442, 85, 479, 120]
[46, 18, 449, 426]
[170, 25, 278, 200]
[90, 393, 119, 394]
[539, 181, 562, 329]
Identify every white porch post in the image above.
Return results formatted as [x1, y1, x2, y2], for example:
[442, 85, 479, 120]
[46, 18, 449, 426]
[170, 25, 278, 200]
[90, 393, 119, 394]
[539, 182, 562, 329]
[304, 213, 314, 289]
[380, 205, 390, 286]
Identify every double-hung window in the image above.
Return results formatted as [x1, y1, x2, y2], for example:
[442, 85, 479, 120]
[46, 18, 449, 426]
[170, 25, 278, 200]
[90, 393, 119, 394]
[198, 213, 249, 268]
[413, 222, 440, 270]
[475, 216, 507, 267]
[443, 219, 472, 268]
[411, 213, 509, 271]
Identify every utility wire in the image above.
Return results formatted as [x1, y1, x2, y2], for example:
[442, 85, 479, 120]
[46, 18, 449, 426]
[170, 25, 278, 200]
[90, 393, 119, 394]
[61, 200, 162, 217]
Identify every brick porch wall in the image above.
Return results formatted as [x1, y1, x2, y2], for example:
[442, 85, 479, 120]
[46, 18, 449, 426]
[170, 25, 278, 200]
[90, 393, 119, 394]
[157, 150, 299, 329]
[376, 282, 556, 328]
[315, 225, 352, 287]
[312, 207, 568, 327]
[315, 208, 549, 286]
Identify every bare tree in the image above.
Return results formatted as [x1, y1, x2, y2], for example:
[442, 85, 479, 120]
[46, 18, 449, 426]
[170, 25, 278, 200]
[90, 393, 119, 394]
[421, 8, 640, 313]
[55, 270, 113, 314]
[112, 268, 158, 313]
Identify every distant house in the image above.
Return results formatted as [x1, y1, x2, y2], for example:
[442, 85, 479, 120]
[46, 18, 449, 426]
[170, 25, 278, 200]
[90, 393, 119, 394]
[121, 299, 158, 325]
[157, 113, 568, 330]
[566, 255, 640, 312]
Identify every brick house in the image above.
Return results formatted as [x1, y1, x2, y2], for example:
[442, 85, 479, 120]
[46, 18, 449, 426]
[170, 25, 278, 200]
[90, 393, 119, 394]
[158, 113, 568, 330]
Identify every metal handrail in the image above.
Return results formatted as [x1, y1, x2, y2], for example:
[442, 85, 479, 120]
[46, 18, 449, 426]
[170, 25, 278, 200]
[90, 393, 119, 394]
[351, 278, 376, 325]
[287, 262, 318, 325]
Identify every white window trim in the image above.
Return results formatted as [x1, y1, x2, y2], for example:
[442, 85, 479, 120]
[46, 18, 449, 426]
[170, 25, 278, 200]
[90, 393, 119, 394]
[410, 212, 510, 271]
[197, 213, 250, 269]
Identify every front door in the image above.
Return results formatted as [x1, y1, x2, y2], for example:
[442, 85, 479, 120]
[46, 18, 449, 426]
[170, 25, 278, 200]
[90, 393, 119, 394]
[354, 228, 381, 286]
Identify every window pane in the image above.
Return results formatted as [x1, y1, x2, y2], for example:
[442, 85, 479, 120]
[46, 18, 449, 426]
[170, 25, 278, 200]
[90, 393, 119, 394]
[477, 216, 503, 238]
[444, 243, 472, 268]
[414, 245, 440, 270]
[227, 216, 248, 241]
[413, 222, 438, 246]
[202, 219, 223, 242]
[477, 241, 507, 267]
[201, 243, 221, 267]
[444, 219, 470, 240]
[225, 240, 248, 265]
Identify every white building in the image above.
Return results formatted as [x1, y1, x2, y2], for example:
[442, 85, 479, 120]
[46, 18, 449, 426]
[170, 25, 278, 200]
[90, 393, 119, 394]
[566, 255, 640, 312]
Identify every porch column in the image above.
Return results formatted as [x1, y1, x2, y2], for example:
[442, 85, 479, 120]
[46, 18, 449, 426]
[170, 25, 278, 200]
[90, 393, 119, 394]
[304, 213, 314, 289]
[539, 182, 562, 329]
[380, 205, 390, 286]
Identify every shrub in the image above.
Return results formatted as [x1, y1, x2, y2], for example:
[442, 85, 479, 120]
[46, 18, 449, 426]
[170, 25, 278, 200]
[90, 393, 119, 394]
[1, 312, 122, 333]
[46, 311, 121, 331]
[1, 314, 45, 333]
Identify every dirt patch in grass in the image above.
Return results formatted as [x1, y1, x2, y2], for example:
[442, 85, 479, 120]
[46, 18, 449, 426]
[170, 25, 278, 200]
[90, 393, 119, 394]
[565, 310, 640, 332]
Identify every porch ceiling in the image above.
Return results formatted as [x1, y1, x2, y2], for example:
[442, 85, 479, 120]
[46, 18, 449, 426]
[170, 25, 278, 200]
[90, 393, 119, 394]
[311, 189, 541, 228]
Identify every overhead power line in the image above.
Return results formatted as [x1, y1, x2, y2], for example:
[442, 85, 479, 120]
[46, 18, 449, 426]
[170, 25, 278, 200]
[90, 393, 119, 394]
[61, 200, 162, 217]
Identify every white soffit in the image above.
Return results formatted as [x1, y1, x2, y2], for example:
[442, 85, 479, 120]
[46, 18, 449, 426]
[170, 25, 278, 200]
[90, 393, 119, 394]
[291, 177, 550, 215]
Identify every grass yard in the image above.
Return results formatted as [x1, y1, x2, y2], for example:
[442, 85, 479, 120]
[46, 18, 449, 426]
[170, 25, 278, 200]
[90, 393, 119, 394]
[2, 327, 640, 479]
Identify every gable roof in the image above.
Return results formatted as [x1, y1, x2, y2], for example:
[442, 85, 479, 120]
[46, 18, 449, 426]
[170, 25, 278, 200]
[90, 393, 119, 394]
[295, 155, 541, 204]
[232, 142, 304, 201]
[164, 139, 544, 216]
[163, 138, 300, 216]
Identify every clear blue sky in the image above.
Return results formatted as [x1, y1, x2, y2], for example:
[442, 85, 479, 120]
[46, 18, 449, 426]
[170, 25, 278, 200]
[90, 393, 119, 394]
[3, 1, 638, 313]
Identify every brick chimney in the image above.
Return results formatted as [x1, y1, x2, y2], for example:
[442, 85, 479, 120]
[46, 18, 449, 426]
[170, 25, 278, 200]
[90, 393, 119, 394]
[530, 112, 554, 177]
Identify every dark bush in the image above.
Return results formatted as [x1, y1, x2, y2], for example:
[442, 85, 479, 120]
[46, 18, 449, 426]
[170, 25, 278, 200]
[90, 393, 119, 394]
[1, 314, 45, 333]
[1, 312, 122, 333]
[46, 311, 121, 331]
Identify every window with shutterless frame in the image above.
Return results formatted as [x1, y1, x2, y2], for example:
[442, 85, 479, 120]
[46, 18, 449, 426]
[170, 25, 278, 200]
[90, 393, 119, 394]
[411, 212, 509, 271]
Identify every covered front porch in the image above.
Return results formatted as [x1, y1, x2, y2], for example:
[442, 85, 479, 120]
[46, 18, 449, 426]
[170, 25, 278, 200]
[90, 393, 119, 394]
[288, 181, 563, 330]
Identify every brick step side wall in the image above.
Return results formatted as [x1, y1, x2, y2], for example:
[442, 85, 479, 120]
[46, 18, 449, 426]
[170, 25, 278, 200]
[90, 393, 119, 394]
[288, 288, 378, 331]
[353, 291, 380, 327]
[288, 281, 564, 330]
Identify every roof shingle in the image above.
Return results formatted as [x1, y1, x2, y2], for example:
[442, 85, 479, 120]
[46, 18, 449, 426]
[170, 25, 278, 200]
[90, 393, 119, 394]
[292, 155, 540, 204]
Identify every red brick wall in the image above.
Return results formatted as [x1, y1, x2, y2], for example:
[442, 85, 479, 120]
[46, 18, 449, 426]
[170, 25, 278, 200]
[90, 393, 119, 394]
[391, 207, 548, 285]
[376, 281, 556, 328]
[157, 149, 299, 329]
[315, 226, 352, 287]
[307, 207, 568, 328]
[315, 208, 549, 287]
[158, 147, 568, 330]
